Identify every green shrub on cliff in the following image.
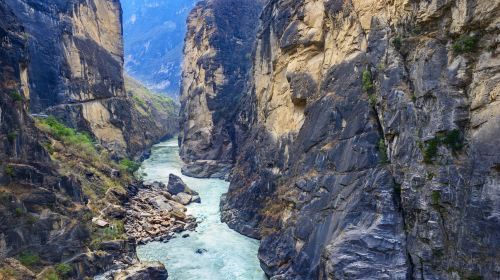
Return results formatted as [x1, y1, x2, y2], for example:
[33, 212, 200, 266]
[4, 165, 15, 177]
[10, 91, 24, 102]
[119, 159, 140, 174]
[55, 263, 72, 277]
[423, 129, 463, 164]
[362, 70, 374, 92]
[378, 139, 388, 164]
[18, 251, 40, 267]
[7, 131, 17, 142]
[392, 36, 402, 50]
[452, 34, 479, 54]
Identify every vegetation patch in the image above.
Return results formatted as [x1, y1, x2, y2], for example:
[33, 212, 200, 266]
[39, 267, 60, 280]
[423, 138, 440, 164]
[7, 131, 17, 142]
[378, 138, 388, 164]
[119, 159, 140, 174]
[4, 165, 15, 177]
[36, 116, 96, 160]
[10, 91, 24, 102]
[422, 129, 463, 164]
[431, 190, 441, 205]
[55, 263, 72, 278]
[90, 220, 125, 249]
[0, 267, 18, 278]
[392, 36, 402, 50]
[18, 251, 40, 267]
[15, 207, 25, 216]
[362, 69, 374, 92]
[452, 34, 479, 54]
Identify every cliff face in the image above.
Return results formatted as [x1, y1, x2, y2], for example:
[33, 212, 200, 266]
[179, 0, 264, 178]
[0, 3, 98, 276]
[2, 0, 175, 158]
[219, 0, 500, 279]
[3, 0, 129, 153]
[0, 0, 176, 277]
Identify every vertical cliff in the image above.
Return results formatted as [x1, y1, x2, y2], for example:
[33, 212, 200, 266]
[0, 0, 175, 278]
[2, 0, 177, 158]
[217, 0, 499, 279]
[179, 0, 264, 178]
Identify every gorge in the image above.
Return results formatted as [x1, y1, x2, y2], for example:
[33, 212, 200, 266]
[1, 0, 499, 279]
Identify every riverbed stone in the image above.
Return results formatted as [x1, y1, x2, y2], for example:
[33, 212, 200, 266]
[167, 174, 198, 195]
[114, 262, 168, 280]
[174, 192, 192, 205]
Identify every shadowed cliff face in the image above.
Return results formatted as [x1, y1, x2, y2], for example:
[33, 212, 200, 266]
[0, 0, 176, 277]
[3, 0, 129, 152]
[215, 0, 500, 279]
[0, 4, 97, 276]
[178, 0, 264, 179]
[2, 0, 177, 157]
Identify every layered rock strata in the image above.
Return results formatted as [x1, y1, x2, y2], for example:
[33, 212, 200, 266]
[215, 0, 500, 279]
[179, 0, 264, 178]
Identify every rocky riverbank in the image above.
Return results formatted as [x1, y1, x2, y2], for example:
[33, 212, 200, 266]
[92, 174, 200, 280]
[124, 174, 200, 244]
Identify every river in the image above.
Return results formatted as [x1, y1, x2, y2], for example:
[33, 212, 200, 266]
[135, 139, 266, 280]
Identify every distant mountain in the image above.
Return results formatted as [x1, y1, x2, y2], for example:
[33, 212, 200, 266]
[122, 0, 197, 98]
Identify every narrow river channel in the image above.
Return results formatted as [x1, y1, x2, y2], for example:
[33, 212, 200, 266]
[136, 138, 266, 280]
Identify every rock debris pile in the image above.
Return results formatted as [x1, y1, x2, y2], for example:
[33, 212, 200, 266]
[124, 174, 200, 244]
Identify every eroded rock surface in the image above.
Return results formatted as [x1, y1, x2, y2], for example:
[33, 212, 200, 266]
[0, 0, 178, 278]
[178, 0, 264, 178]
[210, 0, 500, 279]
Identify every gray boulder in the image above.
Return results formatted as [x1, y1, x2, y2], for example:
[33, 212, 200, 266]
[166, 174, 198, 195]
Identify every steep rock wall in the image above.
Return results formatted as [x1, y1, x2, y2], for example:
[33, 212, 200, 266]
[0, 4, 100, 275]
[179, 0, 264, 178]
[221, 0, 500, 279]
[0, 0, 176, 277]
[3, 0, 128, 152]
[2, 0, 177, 157]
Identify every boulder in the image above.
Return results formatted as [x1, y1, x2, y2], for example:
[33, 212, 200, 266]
[191, 195, 201, 203]
[114, 262, 168, 280]
[92, 218, 109, 227]
[174, 192, 192, 205]
[166, 174, 197, 195]
[102, 204, 127, 219]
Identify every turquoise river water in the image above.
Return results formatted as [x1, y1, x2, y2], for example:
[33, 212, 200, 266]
[135, 139, 266, 280]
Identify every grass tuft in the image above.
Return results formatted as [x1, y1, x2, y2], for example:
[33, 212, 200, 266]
[18, 251, 40, 267]
[36, 116, 97, 160]
[55, 263, 72, 278]
[431, 190, 441, 205]
[378, 138, 388, 164]
[119, 159, 140, 174]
